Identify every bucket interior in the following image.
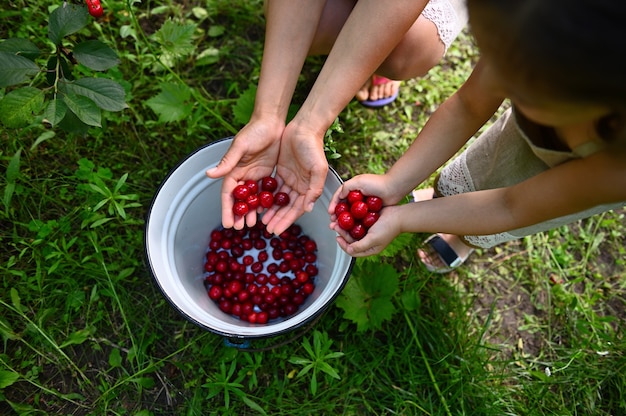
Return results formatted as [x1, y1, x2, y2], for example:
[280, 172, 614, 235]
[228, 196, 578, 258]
[145, 139, 354, 339]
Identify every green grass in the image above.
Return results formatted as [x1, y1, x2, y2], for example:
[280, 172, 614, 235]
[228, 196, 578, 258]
[2, 1, 626, 415]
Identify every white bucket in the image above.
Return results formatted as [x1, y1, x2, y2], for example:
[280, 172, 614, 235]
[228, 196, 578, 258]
[145, 138, 354, 340]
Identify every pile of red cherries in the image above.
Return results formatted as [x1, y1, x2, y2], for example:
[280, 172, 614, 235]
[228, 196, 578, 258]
[335, 190, 383, 240]
[232, 176, 290, 217]
[203, 221, 318, 324]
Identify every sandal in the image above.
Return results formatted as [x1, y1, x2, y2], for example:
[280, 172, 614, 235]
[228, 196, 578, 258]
[418, 234, 474, 274]
[358, 75, 400, 108]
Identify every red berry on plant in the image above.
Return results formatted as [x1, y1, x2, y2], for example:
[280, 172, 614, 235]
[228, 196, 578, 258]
[86, 0, 104, 17]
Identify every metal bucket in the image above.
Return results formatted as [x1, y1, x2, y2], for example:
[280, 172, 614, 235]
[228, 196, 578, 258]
[145, 138, 354, 342]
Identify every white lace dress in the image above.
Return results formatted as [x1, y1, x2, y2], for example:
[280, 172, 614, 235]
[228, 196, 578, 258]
[421, 0, 468, 53]
[434, 107, 626, 248]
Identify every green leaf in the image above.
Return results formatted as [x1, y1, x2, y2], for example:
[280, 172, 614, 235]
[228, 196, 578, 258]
[0, 87, 44, 128]
[145, 83, 193, 122]
[60, 327, 92, 348]
[61, 93, 102, 127]
[60, 78, 127, 111]
[232, 85, 256, 125]
[153, 19, 197, 57]
[109, 348, 123, 368]
[0, 52, 40, 87]
[6, 148, 21, 183]
[43, 98, 68, 127]
[0, 370, 19, 389]
[335, 262, 399, 331]
[0, 38, 40, 60]
[241, 396, 267, 415]
[48, 3, 89, 45]
[73, 40, 121, 71]
[58, 107, 91, 134]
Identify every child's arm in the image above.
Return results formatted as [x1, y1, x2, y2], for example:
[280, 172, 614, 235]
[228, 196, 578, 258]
[339, 148, 626, 256]
[385, 58, 505, 202]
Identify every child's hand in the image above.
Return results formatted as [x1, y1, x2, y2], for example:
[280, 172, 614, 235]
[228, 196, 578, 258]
[328, 173, 389, 222]
[330, 205, 402, 257]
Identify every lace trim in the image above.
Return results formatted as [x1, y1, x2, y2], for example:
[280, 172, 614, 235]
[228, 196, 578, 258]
[436, 151, 475, 196]
[421, 0, 465, 52]
[436, 150, 518, 249]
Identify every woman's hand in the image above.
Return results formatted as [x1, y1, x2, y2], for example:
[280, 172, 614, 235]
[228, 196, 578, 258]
[262, 123, 329, 235]
[206, 117, 284, 230]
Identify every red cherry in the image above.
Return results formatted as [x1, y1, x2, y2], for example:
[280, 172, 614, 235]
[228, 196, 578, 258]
[350, 201, 368, 220]
[261, 176, 278, 192]
[244, 179, 259, 195]
[350, 223, 366, 240]
[208, 285, 222, 300]
[274, 192, 290, 206]
[365, 195, 383, 212]
[246, 193, 260, 209]
[256, 311, 269, 324]
[337, 211, 355, 231]
[259, 191, 274, 208]
[233, 184, 251, 201]
[232, 201, 249, 216]
[347, 190, 364, 204]
[335, 201, 350, 216]
[86, 0, 104, 17]
[362, 211, 380, 228]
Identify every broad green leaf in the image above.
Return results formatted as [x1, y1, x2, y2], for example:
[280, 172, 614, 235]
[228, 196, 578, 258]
[145, 83, 193, 122]
[61, 93, 101, 127]
[73, 40, 121, 71]
[43, 98, 68, 127]
[58, 107, 91, 135]
[0, 370, 19, 389]
[0, 87, 44, 128]
[335, 262, 399, 331]
[0, 52, 40, 87]
[153, 19, 197, 57]
[0, 38, 40, 60]
[60, 78, 127, 111]
[48, 3, 89, 45]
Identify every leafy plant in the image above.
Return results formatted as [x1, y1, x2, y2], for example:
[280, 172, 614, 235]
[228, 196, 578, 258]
[0, 3, 126, 133]
[288, 330, 344, 395]
[202, 360, 267, 414]
[336, 260, 400, 331]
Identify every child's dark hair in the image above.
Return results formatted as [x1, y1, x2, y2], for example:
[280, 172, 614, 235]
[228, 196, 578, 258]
[467, 0, 626, 141]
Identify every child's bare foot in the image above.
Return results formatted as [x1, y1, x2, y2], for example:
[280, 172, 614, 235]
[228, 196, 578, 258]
[356, 75, 401, 107]
[411, 188, 474, 273]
